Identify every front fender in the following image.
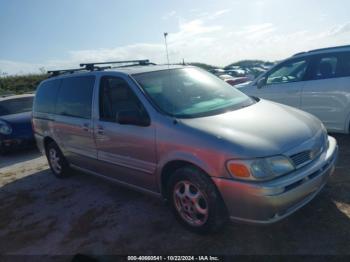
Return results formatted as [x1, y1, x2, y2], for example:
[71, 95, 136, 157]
[155, 151, 220, 193]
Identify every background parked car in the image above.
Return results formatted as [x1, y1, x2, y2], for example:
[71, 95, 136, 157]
[237, 45, 350, 134]
[0, 94, 35, 154]
[225, 76, 250, 86]
[218, 74, 250, 86]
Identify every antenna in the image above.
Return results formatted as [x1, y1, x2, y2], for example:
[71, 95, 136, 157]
[164, 32, 170, 65]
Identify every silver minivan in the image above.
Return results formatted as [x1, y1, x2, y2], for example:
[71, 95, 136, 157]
[33, 60, 338, 233]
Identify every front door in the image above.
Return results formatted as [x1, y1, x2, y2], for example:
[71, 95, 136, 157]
[253, 57, 310, 108]
[94, 75, 157, 191]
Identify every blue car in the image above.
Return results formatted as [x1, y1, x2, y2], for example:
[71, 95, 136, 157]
[0, 94, 35, 154]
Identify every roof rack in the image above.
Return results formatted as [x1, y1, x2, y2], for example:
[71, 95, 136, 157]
[80, 59, 151, 70]
[113, 62, 157, 68]
[47, 66, 111, 77]
[48, 59, 153, 77]
[47, 68, 87, 77]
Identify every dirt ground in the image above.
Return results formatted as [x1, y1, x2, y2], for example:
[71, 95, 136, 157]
[0, 134, 349, 258]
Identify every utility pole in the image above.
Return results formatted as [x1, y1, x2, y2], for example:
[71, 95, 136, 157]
[163, 32, 170, 65]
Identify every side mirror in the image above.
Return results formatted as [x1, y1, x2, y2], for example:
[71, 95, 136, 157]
[116, 109, 150, 126]
[256, 77, 267, 89]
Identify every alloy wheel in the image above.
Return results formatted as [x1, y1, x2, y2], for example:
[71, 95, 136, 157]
[173, 180, 209, 226]
[49, 148, 62, 174]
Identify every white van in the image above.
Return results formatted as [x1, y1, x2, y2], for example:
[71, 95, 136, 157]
[237, 45, 350, 134]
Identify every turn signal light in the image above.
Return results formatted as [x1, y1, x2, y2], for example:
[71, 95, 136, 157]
[228, 163, 251, 178]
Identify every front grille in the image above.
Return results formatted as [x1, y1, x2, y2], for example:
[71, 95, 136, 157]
[290, 142, 324, 169]
[290, 150, 312, 168]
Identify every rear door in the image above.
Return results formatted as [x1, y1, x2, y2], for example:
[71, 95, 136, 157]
[94, 75, 157, 191]
[252, 57, 310, 107]
[54, 75, 97, 167]
[301, 52, 350, 132]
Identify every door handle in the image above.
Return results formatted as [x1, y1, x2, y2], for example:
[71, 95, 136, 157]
[82, 123, 90, 132]
[97, 125, 104, 135]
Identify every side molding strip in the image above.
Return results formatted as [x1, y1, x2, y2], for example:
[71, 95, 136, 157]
[70, 164, 162, 198]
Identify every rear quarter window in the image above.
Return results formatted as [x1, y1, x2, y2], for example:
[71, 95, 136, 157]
[307, 52, 350, 80]
[311, 56, 339, 80]
[34, 79, 60, 114]
[56, 75, 95, 119]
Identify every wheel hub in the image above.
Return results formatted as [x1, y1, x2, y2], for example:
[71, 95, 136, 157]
[173, 180, 209, 226]
[49, 148, 62, 174]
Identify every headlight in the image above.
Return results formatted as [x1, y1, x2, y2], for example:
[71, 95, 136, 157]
[227, 155, 295, 181]
[0, 120, 12, 135]
[320, 123, 329, 150]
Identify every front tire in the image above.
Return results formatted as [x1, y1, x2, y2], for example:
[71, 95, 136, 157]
[168, 166, 228, 234]
[45, 141, 71, 178]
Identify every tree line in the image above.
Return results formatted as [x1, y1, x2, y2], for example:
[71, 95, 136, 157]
[0, 60, 273, 95]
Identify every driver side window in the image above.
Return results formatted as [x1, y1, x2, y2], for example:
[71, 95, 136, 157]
[266, 59, 308, 85]
[99, 76, 146, 122]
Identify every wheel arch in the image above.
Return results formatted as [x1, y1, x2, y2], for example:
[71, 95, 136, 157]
[43, 136, 56, 151]
[158, 157, 219, 200]
[159, 158, 230, 230]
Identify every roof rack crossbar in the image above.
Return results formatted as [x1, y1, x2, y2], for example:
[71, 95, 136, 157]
[112, 62, 157, 68]
[47, 65, 112, 77]
[47, 68, 87, 76]
[91, 66, 112, 71]
[48, 59, 153, 77]
[80, 59, 150, 70]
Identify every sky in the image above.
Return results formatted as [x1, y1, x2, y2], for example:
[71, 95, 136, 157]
[0, 0, 350, 75]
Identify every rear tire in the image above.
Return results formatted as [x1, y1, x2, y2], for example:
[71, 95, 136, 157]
[45, 141, 71, 178]
[168, 166, 228, 234]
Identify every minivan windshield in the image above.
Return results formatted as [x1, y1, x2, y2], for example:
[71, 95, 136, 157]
[133, 68, 255, 118]
[0, 97, 34, 116]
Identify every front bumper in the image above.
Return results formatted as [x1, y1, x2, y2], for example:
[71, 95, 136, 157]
[212, 136, 338, 224]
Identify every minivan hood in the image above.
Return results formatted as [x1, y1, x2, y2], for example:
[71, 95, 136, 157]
[180, 99, 322, 158]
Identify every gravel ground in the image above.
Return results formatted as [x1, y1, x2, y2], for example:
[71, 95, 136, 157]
[0, 134, 349, 258]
